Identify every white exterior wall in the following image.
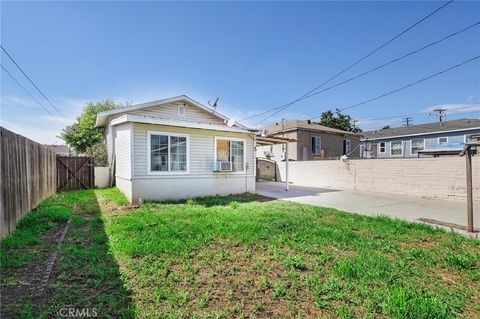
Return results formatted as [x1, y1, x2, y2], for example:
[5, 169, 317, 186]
[94, 167, 110, 189]
[114, 122, 132, 179]
[277, 157, 480, 201]
[132, 123, 255, 176]
[117, 123, 256, 203]
[130, 102, 225, 124]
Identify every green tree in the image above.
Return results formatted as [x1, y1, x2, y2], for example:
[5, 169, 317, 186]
[61, 99, 119, 162]
[381, 125, 391, 130]
[317, 108, 362, 133]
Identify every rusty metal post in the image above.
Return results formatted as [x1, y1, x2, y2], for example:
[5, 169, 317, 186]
[466, 147, 473, 232]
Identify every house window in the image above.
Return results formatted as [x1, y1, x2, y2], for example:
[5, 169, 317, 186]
[215, 137, 245, 172]
[379, 142, 386, 153]
[411, 139, 424, 155]
[178, 105, 186, 116]
[390, 141, 403, 156]
[438, 137, 448, 145]
[343, 139, 351, 155]
[148, 132, 188, 173]
[312, 136, 321, 155]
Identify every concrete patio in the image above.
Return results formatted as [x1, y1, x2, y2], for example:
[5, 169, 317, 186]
[256, 181, 480, 238]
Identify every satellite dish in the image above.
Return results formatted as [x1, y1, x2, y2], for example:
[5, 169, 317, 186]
[226, 118, 236, 127]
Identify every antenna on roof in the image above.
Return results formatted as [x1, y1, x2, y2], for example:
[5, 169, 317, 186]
[208, 97, 219, 114]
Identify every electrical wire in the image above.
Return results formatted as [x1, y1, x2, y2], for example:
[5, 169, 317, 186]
[0, 45, 66, 118]
[244, 0, 455, 124]
[1, 64, 64, 124]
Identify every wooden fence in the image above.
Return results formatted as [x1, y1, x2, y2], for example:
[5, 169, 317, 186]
[0, 127, 57, 239]
[56, 156, 94, 191]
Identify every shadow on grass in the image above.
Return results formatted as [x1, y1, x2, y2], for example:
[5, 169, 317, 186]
[161, 192, 275, 207]
[0, 190, 133, 318]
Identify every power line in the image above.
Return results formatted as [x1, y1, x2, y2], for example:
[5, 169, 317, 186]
[243, 0, 455, 123]
[0, 45, 66, 118]
[284, 21, 480, 105]
[326, 104, 480, 123]
[339, 55, 480, 112]
[1, 64, 64, 124]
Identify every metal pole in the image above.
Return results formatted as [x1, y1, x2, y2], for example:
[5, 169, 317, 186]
[466, 148, 473, 232]
[285, 142, 289, 191]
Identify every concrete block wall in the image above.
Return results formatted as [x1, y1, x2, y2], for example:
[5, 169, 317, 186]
[277, 157, 479, 201]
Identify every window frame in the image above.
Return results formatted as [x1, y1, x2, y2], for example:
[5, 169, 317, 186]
[178, 105, 186, 116]
[344, 139, 352, 155]
[147, 130, 190, 175]
[390, 141, 403, 157]
[312, 136, 321, 155]
[438, 137, 448, 145]
[410, 138, 425, 155]
[213, 136, 246, 174]
[378, 142, 386, 154]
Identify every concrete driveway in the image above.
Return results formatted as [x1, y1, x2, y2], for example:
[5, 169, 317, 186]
[256, 181, 480, 237]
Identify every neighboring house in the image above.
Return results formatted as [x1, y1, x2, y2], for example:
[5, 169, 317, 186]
[360, 118, 480, 158]
[95, 95, 256, 203]
[256, 119, 362, 161]
[45, 144, 71, 156]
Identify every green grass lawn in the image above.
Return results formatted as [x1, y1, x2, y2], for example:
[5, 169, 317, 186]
[1, 188, 479, 318]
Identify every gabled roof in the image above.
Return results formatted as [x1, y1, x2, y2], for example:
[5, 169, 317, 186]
[266, 119, 361, 137]
[95, 95, 249, 130]
[363, 118, 480, 140]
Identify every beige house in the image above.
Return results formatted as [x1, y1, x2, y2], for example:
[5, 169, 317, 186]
[257, 119, 361, 161]
[95, 95, 256, 203]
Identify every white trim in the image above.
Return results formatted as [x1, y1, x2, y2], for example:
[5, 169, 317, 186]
[96, 95, 250, 130]
[438, 136, 448, 145]
[312, 136, 321, 155]
[147, 130, 190, 175]
[111, 114, 251, 133]
[130, 123, 134, 179]
[389, 141, 403, 157]
[213, 136, 246, 174]
[410, 138, 425, 155]
[362, 126, 480, 141]
[378, 142, 386, 154]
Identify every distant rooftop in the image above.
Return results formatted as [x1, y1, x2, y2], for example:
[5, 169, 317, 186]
[45, 144, 70, 155]
[266, 119, 360, 136]
[363, 118, 480, 140]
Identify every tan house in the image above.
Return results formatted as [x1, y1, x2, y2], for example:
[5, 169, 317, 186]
[257, 119, 361, 161]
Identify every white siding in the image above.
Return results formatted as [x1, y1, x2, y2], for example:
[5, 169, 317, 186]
[133, 123, 255, 177]
[114, 123, 132, 179]
[129, 102, 225, 124]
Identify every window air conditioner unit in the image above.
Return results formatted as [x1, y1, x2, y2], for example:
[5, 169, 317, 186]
[217, 161, 232, 171]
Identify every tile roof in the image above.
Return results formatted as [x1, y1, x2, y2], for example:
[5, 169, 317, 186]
[363, 118, 480, 140]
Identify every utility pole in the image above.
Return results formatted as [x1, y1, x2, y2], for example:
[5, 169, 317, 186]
[402, 117, 413, 127]
[430, 108, 447, 124]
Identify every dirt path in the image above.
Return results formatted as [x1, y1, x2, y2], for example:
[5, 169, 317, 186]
[1, 221, 70, 318]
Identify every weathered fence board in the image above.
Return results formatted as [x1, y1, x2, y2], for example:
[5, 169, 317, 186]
[56, 156, 94, 191]
[0, 127, 57, 239]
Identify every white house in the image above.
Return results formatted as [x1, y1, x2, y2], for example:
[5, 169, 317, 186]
[95, 95, 257, 203]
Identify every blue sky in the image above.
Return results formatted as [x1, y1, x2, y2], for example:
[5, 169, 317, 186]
[1, 1, 479, 144]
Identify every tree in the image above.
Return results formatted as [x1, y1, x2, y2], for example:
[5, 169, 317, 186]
[381, 125, 391, 130]
[61, 99, 119, 163]
[317, 108, 362, 133]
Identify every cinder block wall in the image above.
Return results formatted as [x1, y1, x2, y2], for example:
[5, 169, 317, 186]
[277, 157, 480, 201]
